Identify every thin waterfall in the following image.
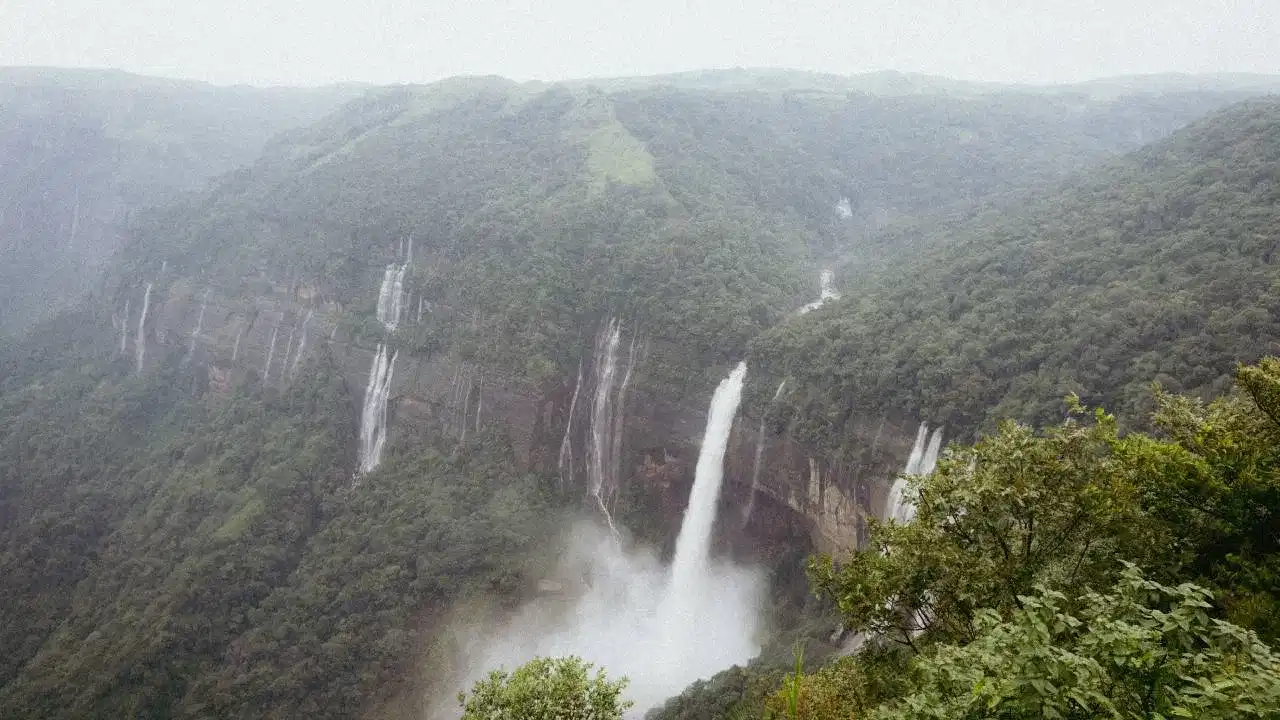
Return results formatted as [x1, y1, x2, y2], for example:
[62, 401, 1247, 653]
[669, 361, 748, 588]
[358, 344, 397, 474]
[743, 379, 786, 525]
[474, 374, 483, 434]
[282, 322, 297, 373]
[799, 269, 841, 314]
[119, 298, 130, 355]
[375, 264, 408, 331]
[291, 310, 314, 378]
[185, 289, 209, 361]
[608, 332, 642, 506]
[587, 319, 623, 534]
[417, 296, 425, 323]
[886, 423, 943, 524]
[262, 325, 279, 385]
[558, 360, 585, 488]
[134, 282, 152, 374]
[232, 322, 246, 362]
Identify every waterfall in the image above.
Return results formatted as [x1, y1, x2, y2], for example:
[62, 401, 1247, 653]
[558, 360, 585, 488]
[587, 319, 625, 534]
[185, 289, 209, 361]
[799, 269, 841, 314]
[417, 296, 425, 323]
[456, 360, 762, 714]
[232, 322, 245, 363]
[609, 332, 641, 504]
[743, 379, 786, 525]
[358, 344, 397, 473]
[134, 283, 152, 374]
[886, 423, 944, 523]
[262, 325, 279, 385]
[290, 310, 314, 378]
[119, 298, 130, 355]
[375, 263, 408, 331]
[670, 361, 748, 588]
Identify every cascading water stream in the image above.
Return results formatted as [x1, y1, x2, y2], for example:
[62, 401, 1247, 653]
[669, 361, 749, 589]
[743, 379, 786, 526]
[886, 423, 943, 523]
[558, 360, 585, 488]
[587, 319, 625, 536]
[134, 283, 152, 374]
[262, 325, 279, 385]
[457, 361, 761, 715]
[119, 298, 130, 355]
[799, 269, 841, 314]
[358, 344, 397, 474]
[185, 289, 209, 361]
[290, 310, 314, 378]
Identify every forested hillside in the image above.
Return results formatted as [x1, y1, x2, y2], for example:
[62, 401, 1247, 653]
[1, 71, 1278, 719]
[0, 68, 359, 337]
[752, 99, 1280, 448]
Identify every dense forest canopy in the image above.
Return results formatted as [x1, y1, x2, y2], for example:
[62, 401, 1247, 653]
[0, 68, 1277, 719]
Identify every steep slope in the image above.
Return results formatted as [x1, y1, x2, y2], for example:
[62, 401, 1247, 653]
[0, 68, 361, 337]
[751, 98, 1280, 450]
[0, 75, 1275, 718]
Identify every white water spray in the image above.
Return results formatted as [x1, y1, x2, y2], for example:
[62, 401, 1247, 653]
[358, 344, 397, 474]
[452, 362, 761, 715]
[134, 283, 152, 374]
[799, 269, 841, 314]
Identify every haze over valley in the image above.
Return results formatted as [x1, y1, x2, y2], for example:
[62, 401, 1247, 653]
[2, 3, 1280, 718]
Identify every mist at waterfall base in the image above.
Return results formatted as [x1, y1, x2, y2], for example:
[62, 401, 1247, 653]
[442, 363, 764, 714]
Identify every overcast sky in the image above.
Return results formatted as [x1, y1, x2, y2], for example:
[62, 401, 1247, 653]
[3, 0, 1278, 87]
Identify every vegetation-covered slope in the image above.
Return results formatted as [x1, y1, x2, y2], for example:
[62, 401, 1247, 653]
[2, 73, 1278, 719]
[752, 98, 1280, 449]
[0, 68, 360, 337]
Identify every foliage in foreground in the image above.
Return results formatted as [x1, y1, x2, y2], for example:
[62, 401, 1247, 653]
[459, 656, 631, 720]
[653, 358, 1280, 719]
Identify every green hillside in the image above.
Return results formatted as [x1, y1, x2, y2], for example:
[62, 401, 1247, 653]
[1, 72, 1278, 719]
[0, 68, 360, 337]
[752, 99, 1280, 448]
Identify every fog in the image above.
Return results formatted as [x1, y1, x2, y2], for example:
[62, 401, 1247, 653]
[4, 0, 1278, 86]
[437, 521, 765, 716]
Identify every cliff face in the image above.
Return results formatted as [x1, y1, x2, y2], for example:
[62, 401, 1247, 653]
[130, 272, 916, 563]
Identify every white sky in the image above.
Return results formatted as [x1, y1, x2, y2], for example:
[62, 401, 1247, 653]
[2, 0, 1278, 87]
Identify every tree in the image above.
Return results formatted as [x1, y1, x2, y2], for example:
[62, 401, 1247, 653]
[458, 656, 632, 720]
[879, 565, 1280, 720]
[809, 399, 1164, 648]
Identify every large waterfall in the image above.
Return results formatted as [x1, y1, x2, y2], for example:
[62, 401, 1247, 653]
[452, 361, 761, 715]
[358, 344, 397, 474]
[885, 423, 944, 523]
[134, 283, 152, 374]
[669, 361, 749, 589]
